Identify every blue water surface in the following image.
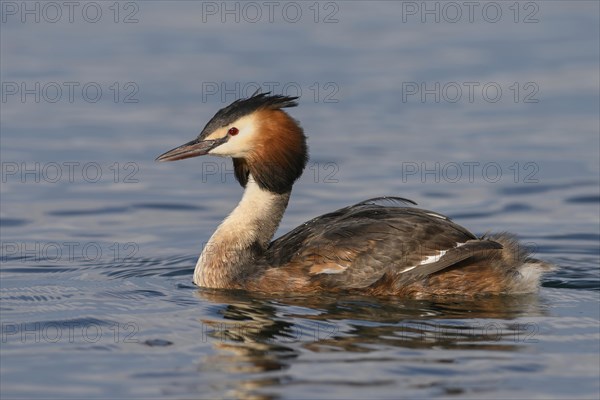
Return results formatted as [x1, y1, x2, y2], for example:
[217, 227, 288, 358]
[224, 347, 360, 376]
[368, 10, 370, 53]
[1, 2, 599, 399]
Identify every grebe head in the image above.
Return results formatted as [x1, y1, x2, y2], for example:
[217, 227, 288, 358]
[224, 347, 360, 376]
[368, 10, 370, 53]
[156, 92, 308, 194]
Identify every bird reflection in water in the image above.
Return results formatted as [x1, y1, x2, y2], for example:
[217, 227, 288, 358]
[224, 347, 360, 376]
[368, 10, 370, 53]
[193, 289, 550, 398]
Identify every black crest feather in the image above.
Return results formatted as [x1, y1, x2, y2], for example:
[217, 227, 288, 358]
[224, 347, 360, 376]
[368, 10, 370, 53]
[199, 92, 299, 139]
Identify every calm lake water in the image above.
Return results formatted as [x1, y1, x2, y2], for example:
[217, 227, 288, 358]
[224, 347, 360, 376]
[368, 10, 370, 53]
[1, 1, 599, 399]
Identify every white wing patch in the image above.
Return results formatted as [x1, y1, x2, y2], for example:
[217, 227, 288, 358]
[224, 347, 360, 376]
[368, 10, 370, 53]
[309, 263, 348, 275]
[419, 250, 448, 265]
[400, 243, 468, 274]
[400, 265, 417, 273]
[318, 267, 346, 274]
[425, 212, 448, 220]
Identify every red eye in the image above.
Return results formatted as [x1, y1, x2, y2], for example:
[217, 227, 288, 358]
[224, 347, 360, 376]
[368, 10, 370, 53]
[228, 127, 239, 136]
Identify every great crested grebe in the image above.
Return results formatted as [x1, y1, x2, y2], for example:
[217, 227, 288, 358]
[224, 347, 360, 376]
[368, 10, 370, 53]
[156, 92, 554, 297]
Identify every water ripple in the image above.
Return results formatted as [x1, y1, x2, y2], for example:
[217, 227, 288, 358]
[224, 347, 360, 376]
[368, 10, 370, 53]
[131, 202, 206, 211]
[566, 194, 600, 204]
[102, 255, 195, 279]
[0, 217, 31, 227]
[47, 206, 130, 217]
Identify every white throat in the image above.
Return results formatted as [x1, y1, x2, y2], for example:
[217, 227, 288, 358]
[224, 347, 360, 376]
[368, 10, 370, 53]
[193, 174, 290, 287]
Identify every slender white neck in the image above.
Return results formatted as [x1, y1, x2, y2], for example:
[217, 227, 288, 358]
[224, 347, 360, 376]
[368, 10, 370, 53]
[193, 175, 290, 288]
